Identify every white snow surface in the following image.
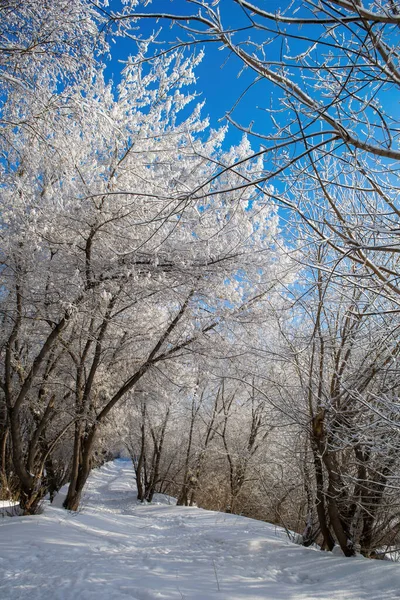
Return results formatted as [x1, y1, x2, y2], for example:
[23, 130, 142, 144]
[1, 460, 399, 600]
[0, 501, 18, 509]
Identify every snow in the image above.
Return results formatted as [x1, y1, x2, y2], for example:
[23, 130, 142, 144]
[0, 500, 21, 518]
[1, 460, 399, 600]
[0, 501, 19, 509]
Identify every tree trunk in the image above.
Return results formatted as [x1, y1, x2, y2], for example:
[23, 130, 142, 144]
[311, 442, 335, 551]
[134, 403, 147, 502]
[0, 426, 10, 499]
[323, 453, 355, 557]
[145, 406, 170, 503]
[63, 427, 96, 511]
[359, 463, 393, 556]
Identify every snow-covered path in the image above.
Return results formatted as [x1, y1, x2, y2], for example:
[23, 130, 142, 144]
[1, 460, 399, 600]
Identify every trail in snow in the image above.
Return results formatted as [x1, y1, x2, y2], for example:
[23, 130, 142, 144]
[1, 459, 399, 600]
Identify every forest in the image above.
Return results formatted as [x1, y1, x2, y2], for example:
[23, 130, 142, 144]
[1, 0, 400, 562]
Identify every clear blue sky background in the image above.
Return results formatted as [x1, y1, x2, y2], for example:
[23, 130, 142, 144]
[101, 0, 399, 164]
[104, 0, 289, 150]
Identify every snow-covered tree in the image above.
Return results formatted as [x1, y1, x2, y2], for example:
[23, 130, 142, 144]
[1, 16, 289, 510]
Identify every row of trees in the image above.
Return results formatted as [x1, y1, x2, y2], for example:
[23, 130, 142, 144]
[1, 0, 400, 560]
[117, 0, 400, 557]
[0, 0, 289, 513]
[106, 256, 400, 558]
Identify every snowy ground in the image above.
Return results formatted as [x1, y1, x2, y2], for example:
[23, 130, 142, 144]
[1, 460, 400, 600]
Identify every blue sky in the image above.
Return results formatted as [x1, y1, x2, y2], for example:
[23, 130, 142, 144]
[101, 0, 332, 231]
[103, 0, 357, 154]
[104, 0, 289, 150]
[101, 0, 400, 230]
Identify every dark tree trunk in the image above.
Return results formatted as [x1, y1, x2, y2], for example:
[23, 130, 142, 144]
[0, 425, 11, 499]
[359, 463, 393, 556]
[133, 403, 147, 502]
[145, 406, 170, 503]
[64, 427, 96, 511]
[322, 453, 355, 557]
[311, 442, 335, 551]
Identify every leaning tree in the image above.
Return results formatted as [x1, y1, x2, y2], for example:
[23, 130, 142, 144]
[1, 25, 289, 510]
[115, 0, 400, 304]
